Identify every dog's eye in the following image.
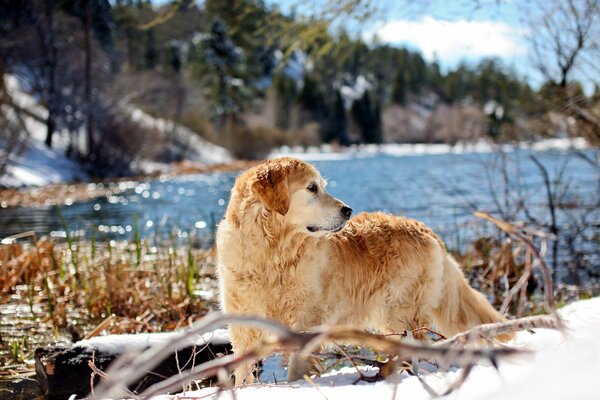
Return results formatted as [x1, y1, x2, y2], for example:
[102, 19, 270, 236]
[307, 182, 318, 193]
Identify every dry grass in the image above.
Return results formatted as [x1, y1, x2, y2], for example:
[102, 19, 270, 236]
[0, 230, 218, 376]
[453, 212, 597, 318]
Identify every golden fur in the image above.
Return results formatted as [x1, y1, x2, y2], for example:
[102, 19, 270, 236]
[217, 157, 511, 384]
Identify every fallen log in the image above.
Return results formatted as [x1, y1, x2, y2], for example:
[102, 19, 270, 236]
[35, 329, 231, 399]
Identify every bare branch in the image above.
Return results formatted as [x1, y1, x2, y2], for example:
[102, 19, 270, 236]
[474, 211, 556, 312]
[440, 315, 564, 347]
[89, 311, 564, 399]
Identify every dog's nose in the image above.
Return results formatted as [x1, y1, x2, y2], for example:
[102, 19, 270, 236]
[341, 206, 352, 219]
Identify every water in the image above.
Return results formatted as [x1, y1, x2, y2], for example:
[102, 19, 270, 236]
[1, 148, 599, 281]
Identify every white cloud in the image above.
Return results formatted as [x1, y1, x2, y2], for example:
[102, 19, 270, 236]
[368, 16, 526, 63]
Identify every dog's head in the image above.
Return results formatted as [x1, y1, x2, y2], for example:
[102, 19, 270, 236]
[230, 157, 352, 236]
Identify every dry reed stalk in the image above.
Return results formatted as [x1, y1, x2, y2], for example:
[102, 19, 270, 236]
[474, 211, 556, 313]
[84, 315, 116, 340]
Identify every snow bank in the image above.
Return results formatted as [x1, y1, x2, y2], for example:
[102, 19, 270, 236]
[126, 105, 231, 166]
[1, 75, 231, 187]
[151, 297, 600, 400]
[0, 142, 89, 187]
[1, 76, 89, 187]
[75, 329, 230, 356]
[269, 137, 590, 161]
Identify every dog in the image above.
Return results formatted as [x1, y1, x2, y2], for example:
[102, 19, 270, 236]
[216, 157, 511, 385]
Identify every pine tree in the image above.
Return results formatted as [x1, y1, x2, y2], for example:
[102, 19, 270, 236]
[324, 90, 349, 145]
[273, 74, 298, 130]
[392, 69, 408, 105]
[351, 91, 382, 143]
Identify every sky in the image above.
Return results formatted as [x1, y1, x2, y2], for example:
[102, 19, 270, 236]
[154, 0, 541, 85]
[269, 0, 537, 82]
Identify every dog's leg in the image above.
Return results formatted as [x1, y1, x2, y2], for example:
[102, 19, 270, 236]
[287, 352, 313, 382]
[383, 306, 429, 340]
[229, 326, 264, 385]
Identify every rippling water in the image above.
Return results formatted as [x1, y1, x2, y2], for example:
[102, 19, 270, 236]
[1, 148, 599, 281]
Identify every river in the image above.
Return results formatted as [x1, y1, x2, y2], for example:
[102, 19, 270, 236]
[1, 146, 599, 286]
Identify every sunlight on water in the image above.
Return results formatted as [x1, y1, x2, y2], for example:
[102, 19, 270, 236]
[1, 149, 598, 282]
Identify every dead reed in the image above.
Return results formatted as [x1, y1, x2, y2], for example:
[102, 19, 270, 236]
[0, 230, 217, 376]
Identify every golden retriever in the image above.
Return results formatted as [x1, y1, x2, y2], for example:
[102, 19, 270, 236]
[217, 157, 510, 384]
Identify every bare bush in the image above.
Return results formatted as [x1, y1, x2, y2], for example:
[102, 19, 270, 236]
[454, 149, 600, 311]
[382, 103, 487, 144]
[88, 107, 163, 175]
[425, 104, 487, 144]
[228, 124, 285, 159]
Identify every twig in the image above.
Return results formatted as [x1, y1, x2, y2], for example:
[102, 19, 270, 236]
[474, 211, 555, 312]
[135, 321, 533, 399]
[416, 363, 474, 397]
[334, 344, 381, 384]
[88, 352, 138, 399]
[84, 314, 114, 340]
[92, 313, 293, 399]
[440, 315, 564, 346]
[303, 374, 330, 400]
[315, 352, 386, 370]
[382, 327, 447, 341]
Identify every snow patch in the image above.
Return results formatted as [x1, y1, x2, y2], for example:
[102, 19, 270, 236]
[75, 328, 230, 356]
[125, 105, 231, 165]
[1, 75, 230, 187]
[1, 76, 89, 187]
[150, 297, 600, 400]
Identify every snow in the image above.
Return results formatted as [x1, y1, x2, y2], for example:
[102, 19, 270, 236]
[1, 76, 89, 187]
[269, 137, 590, 161]
[340, 75, 373, 109]
[122, 105, 231, 169]
[1, 75, 231, 187]
[75, 328, 230, 356]
[0, 144, 89, 187]
[150, 297, 600, 400]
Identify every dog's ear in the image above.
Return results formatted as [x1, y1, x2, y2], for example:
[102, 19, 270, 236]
[251, 164, 289, 215]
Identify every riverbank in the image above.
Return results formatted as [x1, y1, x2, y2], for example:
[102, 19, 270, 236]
[0, 160, 258, 209]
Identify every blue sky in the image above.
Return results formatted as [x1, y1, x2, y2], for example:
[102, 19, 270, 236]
[267, 0, 538, 83]
[156, 0, 540, 84]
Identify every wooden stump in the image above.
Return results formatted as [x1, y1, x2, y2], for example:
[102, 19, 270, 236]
[35, 331, 231, 399]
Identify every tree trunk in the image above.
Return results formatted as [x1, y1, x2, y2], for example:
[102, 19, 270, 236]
[43, 2, 58, 148]
[84, 1, 94, 159]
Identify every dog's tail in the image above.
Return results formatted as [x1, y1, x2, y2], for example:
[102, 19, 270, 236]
[432, 254, 514, 342]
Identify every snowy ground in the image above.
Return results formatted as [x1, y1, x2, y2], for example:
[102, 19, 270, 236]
[1, 75, 89, 187]
[151, 297, 600, 400]
[125, 105, 231, 173]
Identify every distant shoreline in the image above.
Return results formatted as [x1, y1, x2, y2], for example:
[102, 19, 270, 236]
[0, 137, 591, 209]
